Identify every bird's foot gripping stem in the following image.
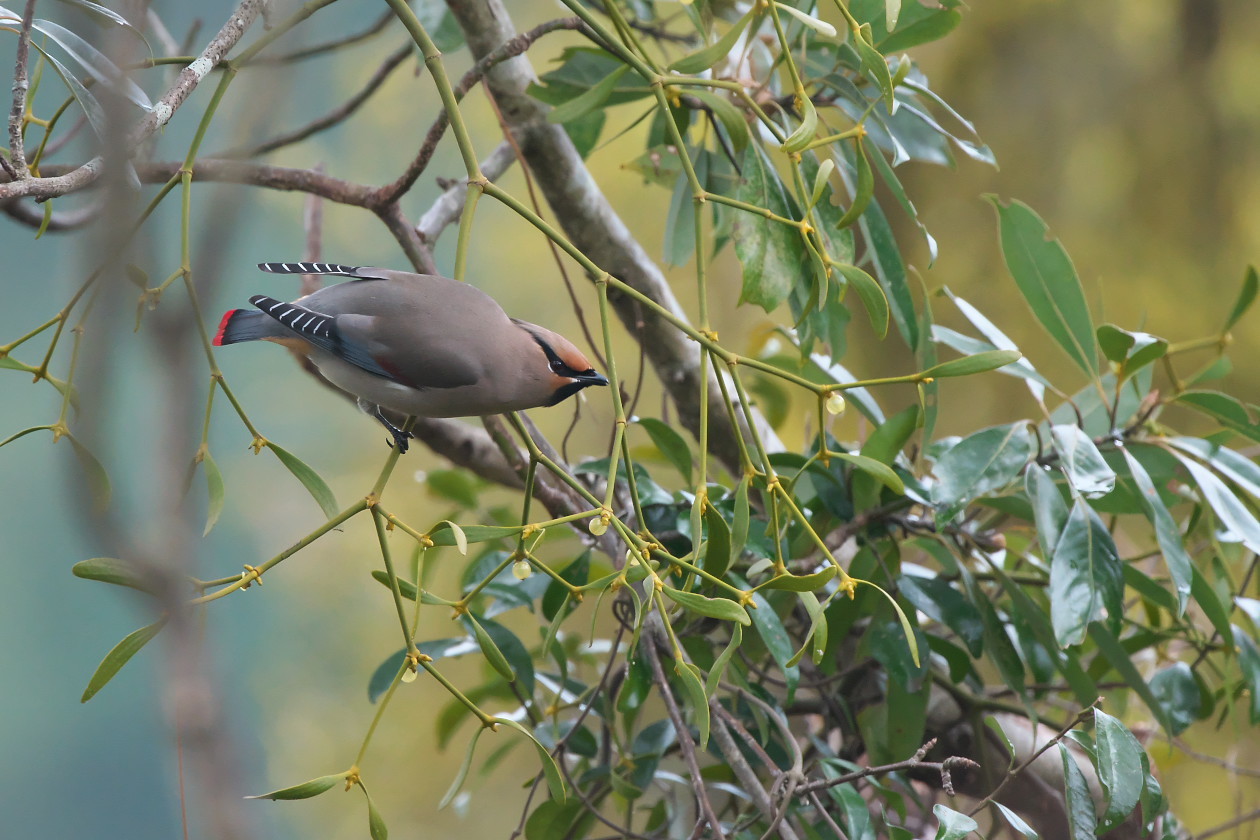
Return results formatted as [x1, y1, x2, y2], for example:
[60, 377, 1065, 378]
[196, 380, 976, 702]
[363, 401, 414, 454]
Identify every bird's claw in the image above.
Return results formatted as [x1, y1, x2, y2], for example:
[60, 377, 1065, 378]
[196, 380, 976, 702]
[386, 428, 414, 454]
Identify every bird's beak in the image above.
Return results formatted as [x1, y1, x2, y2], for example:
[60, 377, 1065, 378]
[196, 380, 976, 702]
[579, 371, 609, 387]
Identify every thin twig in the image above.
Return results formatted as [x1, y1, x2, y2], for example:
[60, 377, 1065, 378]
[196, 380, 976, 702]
[6, 0, 37, 179]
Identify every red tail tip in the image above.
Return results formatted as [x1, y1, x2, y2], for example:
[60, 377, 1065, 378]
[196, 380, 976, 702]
[212, 310, 237, 346]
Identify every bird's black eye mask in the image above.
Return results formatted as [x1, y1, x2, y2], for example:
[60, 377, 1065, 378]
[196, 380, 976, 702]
[529, 334, 605, 406]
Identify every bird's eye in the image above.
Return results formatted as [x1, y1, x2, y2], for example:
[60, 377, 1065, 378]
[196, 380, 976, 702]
[549, 358, 566, 374]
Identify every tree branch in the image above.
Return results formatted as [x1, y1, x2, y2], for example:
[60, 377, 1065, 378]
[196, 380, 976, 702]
[5, 0, 37, 179]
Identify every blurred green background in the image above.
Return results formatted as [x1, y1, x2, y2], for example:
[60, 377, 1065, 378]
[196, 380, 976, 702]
[2, 1, 1258, 836]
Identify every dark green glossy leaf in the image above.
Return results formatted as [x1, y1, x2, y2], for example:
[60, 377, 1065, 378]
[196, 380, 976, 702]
[1096, 324, 1167, 381]
[702, 504, 732, 579]
[987, 197, 1097, 377]
[1050, 424, 1115, 499]
[1168, 436, 1260, 499]
[662, 586, 750, 625]
[1175, 454, 1260, 555]
[834, 452, 903, 494]
[546, 64, 629, 124]
[635, 417, 693, 484]
[1059, 743, 1099, 840]
[899, 576, 983, 657]
[480, 618, 534, 697]
[464, 614, 514, 682]
[500, 719, 565, 801]
[1122, 449, 1191, 614]
[246, 773, 344, 800]
[1026, 466, 1070, 555]
[1094, 708, 1144, 828]
[1150, 662, 1206, 735]
[932, 422, 1033, 523]
[81, 618, 166, 702]
[745, 586, 800, 697]
[673, 660, 710, 747]
[933, 804, 978, 839]
[995, 802, 1039, 838]
[267, 442, 338, 519]
[663, 168, 695, 267]
[1050, 500, 1123, 647]
[858, 191, 918, 350]
[1173, 391, 1260, 443]
[732, 146, 804, 312]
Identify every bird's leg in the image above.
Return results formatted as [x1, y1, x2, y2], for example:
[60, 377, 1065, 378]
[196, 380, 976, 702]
[359, 399, 414, 453]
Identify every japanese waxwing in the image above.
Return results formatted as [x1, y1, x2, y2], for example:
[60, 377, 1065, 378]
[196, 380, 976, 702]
[213, 262, 607, 452]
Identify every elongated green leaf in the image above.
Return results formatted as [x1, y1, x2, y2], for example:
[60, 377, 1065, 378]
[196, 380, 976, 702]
[922, 349, 1022, 379]
[1122, 449, 1192, 614]
[201, 450, 225, 536]
[942, 287, 1053, 399]
[1051, 500, 1123, 647]
[671, 659, 711, 747]
[439, 726, 487, 808]
[362, 784, 388, 840]
[1094, 709, 1144, 828]
[859, 580, 920, 667]
[72, 557, 150, 593]
[635, 417, 693, 484]
[67, 433, 111, 509]
[933, 804, 978, 839]
[834, 452, 904, 494]
[705, 624, 743, 696]
[932, 422, 1033, 523]
[1096, 324, 1167, 381]
[1167, 436, 1260, 499]
[1173, 391, 1260, 443]
[669, 6, 755, 73]
[1233, 625, 1260, 725]
[687, 89, 750, 154]
[759, 565, 837, 593]
[664, 168, 695, 267]
[662, 586, 750, 625]
[899, 576, 984, 657]
[858, 190, 918, 350]
[498, 719, 566, 801]
[267, 442, 338, 518]
[1059, 743, 1099, 840]
[781, 95, 818, 154]
[987, 197, 1097, 377]
[1149, 662, 1205, 736]
[428, 523, 518, 548]
[464, 614, 514, 681]
[1224, 265, 1258, 332]
[1175, 454, 1260, 555]
[246, 773, 345, 801]
[995, 802, 1039, 838]
[81, 618, 166, 702]
[1026, 466, 1070, 555]
[745, 586, 800, 697]
[547, 64, 629, 124]
[733, 146, 804, 311]
[1050, 424, 1115, 499]
[854, 23, 894, 108]
[833, 262, 888, 338]
[731, 475, 750, 560]
[702, 504, 732, 579]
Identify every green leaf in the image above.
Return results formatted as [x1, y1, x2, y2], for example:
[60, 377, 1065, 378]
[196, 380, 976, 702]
[1050, 424, 1115, 499]
[833, 262, 888, 338]
[662, 586, 750, 625]
[67, 433, 111, 510]
[1059, 743, 1099, 840]
[1173, 391, 1260, 443]
[1050, 501, 1123, 647]
[81, 618, 167, 702]
[899, 576, 984, 657]
[546, 64, 629, 124]
[859, 580, 920, 668]
[994, 802, 1039, 838]
[635, 417, 693, 484]
[1223, 265, 1258, 333]
[732, 146, 805, 311]
[932, 422, 1033, 523]
[854, 23, 895, 108]
[1026, 466, 1070, 555]
[921, 349, 1022, 379]
[878, 8, 961, 52]
[363, 784, 388, 840]
[758, 565, 837, 592]
[834, 452, 904, 494]
[498, 718, 566, 801]
[1094, 708, 1145, 828]
[664, 168, 696, 268]
[1233, 625, 1260, 725]
[702, 504, 732, 579]
[940, 287, 1054, 399]
[669, 6, 756, 73]
[705, 623, 743, 696]
[267, 442, 338, 519]
[425, 469, 481, 508]
[673, 659, 711, 747]
[745, 586, 800, 697]
[987, 197, 1098, 377]
[1122, 449, 1192, 614]
[72, 557, 151, 593]
[780, 95, 819, 155]
[464, 614, 515, 682]
[858, 191, 918, 350]
[1095, 324, 1167, 381]
[687, 89, 750, 154]
[1175, 454, 1260, 555]
[245, 773, 345, 800]
[731, 475, 750, 560]
[429, 522, 518, 549]
[439, 726, 487, 808]
[201, 450, 225, 536]
[933, 804, 979, 839]
[1168, 436, 1260, 499]
[1150, 662, 1205, 736]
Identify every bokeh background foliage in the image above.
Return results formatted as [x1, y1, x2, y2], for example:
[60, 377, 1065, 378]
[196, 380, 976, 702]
[2, 0, 1260, 838]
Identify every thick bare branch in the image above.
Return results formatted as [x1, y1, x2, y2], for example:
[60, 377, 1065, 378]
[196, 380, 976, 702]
[444, 0, 750, 473]
[416, 140, 515, 245]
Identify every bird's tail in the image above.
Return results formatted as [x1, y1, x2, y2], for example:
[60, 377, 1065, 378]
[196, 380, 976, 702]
[213, 309, 274, 346]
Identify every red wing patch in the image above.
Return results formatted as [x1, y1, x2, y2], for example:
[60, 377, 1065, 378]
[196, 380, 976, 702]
[212, 310, 238, 346]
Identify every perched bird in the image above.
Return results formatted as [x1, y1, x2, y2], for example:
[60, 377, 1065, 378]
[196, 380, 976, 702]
[213, 262, 607, 452]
